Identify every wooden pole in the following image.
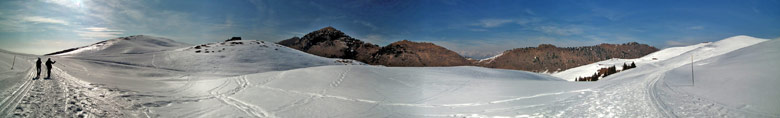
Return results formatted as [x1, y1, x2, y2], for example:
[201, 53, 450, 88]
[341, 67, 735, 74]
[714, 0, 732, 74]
[691, 54, 694, 86]
[11, 55, 15, 70]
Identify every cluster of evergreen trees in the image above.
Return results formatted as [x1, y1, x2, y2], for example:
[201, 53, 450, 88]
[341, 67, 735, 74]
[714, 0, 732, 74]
[623, 61, 637, 70]
[576, 62, 636, 82]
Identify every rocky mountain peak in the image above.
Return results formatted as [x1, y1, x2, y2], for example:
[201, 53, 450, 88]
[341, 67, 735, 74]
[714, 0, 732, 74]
[278, 27, 380, 60]
[300, 26, 351, 41]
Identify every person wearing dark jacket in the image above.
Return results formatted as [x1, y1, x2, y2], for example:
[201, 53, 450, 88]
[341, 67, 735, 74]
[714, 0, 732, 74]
[35, 58, 41, 79]
[45, 58, 56, 79]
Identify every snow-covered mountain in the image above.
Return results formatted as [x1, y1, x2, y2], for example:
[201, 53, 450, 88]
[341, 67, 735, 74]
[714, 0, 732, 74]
[49, 35, 364, 78]
[662, 38, 780, 115]
[552, 35, 768, 81]
[47, 35, 191, 56]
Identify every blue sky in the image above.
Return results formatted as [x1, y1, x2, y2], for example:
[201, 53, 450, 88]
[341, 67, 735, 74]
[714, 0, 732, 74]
[1, 0, 778, 58]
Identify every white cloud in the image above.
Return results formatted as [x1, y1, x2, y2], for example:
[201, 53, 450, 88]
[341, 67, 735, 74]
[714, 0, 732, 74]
[43, 0, 84, 9]
[77, 27, 123, 39]
[360, 34, 389, 45]
[469, 28, 488, 32]
[0, 38, 94, 55]
[470, 17, 542, 29]
[515, 17, 542, 25]
[536, 26, 584, 36]
[665, 40, 692, 47]
[474, 19, 513, 28]
[22, 16, 69, 25]
[687, 26, 704, 30]
[752, 7, 761, 14]
[524, 9, 536, 15]
[84, 27, 122, 32]
[354, 20, 378, 30]
[590, 7, 629, 21]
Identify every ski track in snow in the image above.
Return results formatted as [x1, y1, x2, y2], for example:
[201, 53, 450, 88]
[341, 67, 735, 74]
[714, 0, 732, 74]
[0, 59, 129, 117]
[529, 70, 667, 117]
[648, 71, 675, 118]
[0, 61, 36, 117]
[253, 84, 594, 108]
[211, 75, 275, 118]
[654, 72, 780, 117]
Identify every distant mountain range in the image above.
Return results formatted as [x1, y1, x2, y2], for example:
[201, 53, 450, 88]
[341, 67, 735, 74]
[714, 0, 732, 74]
[279, 27, 659, 72]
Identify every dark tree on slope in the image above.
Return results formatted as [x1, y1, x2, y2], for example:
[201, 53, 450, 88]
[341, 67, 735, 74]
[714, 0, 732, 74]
[622, 63, 630, 70]
[603, 66, 617, 77]
[630, 62, 637, 68]
[591, 72, 600, 81]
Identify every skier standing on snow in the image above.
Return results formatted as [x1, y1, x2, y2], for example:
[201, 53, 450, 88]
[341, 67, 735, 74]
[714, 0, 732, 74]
[35, 58, 41, 79]
[45, 58, 56, 79]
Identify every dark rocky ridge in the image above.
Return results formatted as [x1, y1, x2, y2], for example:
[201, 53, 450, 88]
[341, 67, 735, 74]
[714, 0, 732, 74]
[369, 40, 471, 66]
[279, 27, 658, 71]
[278, 26, 380, 62]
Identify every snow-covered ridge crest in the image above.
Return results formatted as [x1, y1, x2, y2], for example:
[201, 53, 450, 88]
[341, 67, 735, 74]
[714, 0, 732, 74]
[551, 35, 768, 81]
[478, 52, 504, 63]
[47, 35, 191, 56]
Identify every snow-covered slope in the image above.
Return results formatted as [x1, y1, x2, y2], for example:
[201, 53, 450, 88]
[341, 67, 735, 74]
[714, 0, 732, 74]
[115, 65, 582, 117]
[48, 35, 190, 56]
[662, 39, 780, 115]
[478, 52, 504, 63]
[553, 35, 768, 81]
[155, 40, 364, 76]
[0, 50, 34, 99]
[50, 38, 365, 89]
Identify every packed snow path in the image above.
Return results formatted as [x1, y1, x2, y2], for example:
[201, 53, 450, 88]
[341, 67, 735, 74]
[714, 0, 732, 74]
[0, 59, 131, 117]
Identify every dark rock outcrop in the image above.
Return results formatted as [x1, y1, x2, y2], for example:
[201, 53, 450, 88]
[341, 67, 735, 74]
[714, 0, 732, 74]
[226, 37, 242, 42]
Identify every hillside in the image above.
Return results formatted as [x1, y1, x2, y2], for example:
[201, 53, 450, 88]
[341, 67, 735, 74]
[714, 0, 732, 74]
[368, 40, 471, 66]
[46, 36, 364, 86]
[663, 38, 779, 115]
[477, 42, 658, 73]
[278, 27, 469, 67]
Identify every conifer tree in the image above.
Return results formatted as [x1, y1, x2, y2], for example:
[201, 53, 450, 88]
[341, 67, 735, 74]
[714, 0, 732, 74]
[623, 63, 630, 70]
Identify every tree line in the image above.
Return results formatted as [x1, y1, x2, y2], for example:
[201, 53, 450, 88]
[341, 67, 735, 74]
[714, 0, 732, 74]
[576, 62, 636, 81]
